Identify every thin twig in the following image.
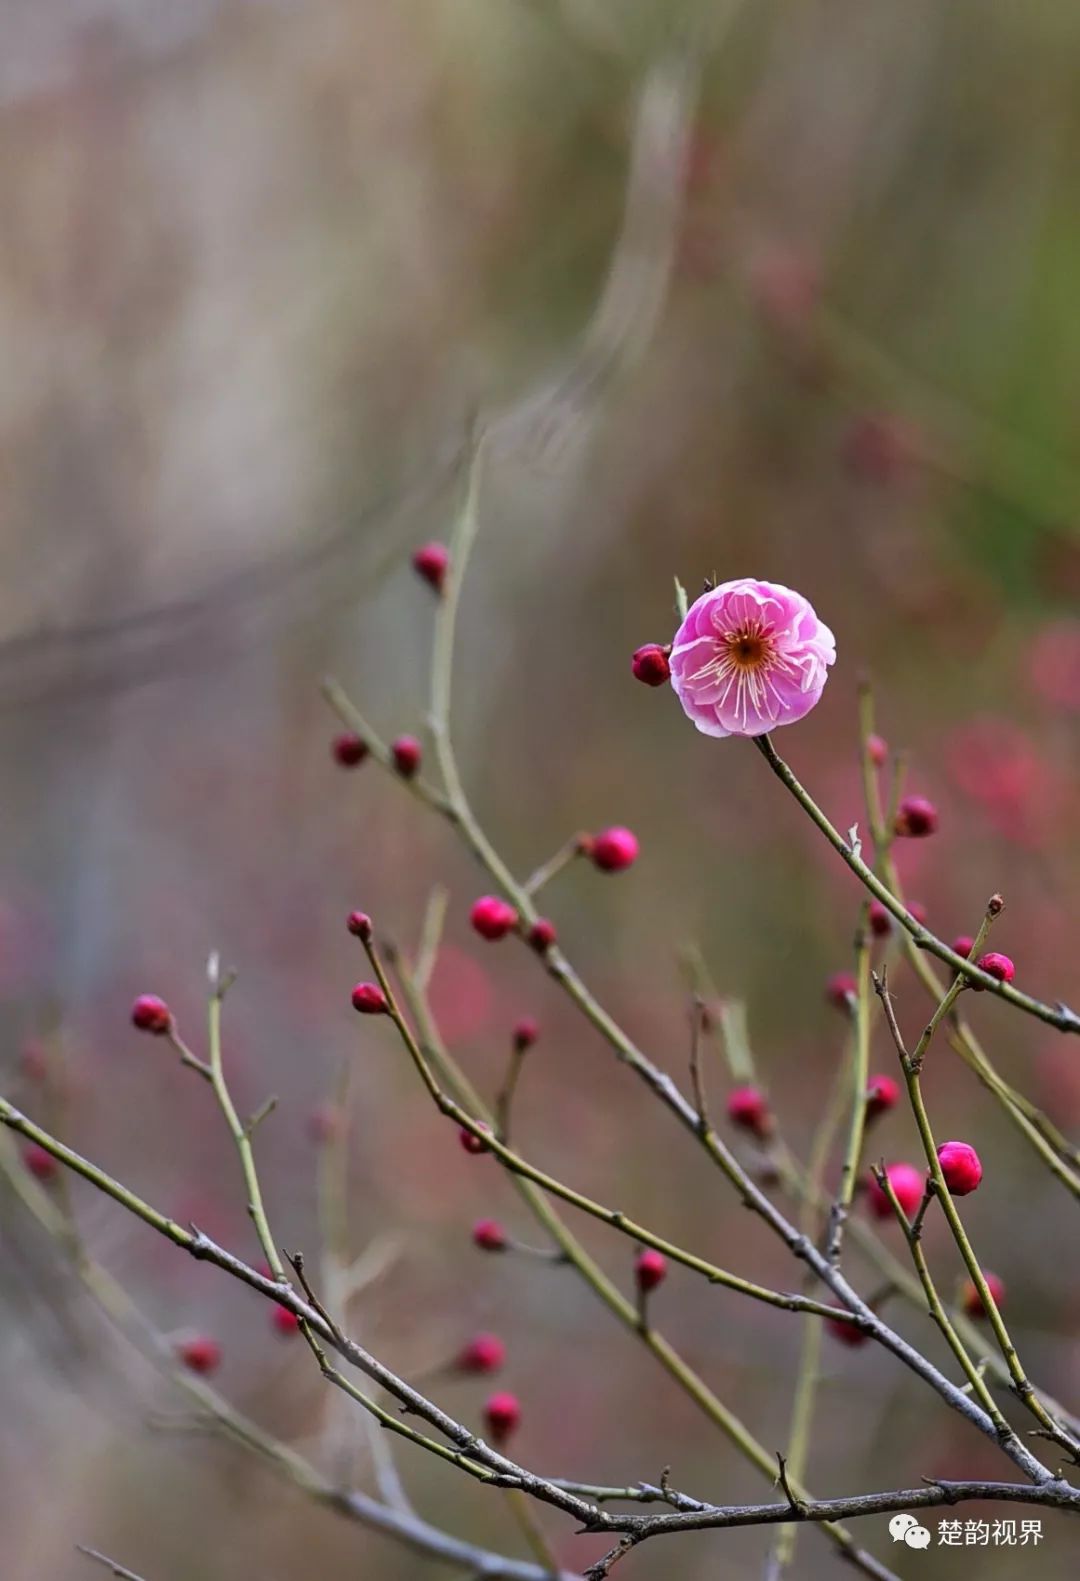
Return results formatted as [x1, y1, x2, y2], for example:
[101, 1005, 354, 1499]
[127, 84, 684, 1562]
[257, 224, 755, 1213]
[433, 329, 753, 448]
[203, 965, 287, 1282]
[0, 1125, 565, 1581]
[770, 1016, 853, 1577]
[873, 969, 1080, 1460]
[879, 851, 1080, 1195]
[522, 835, 583, 897]
[366, 932, 854, 1325]
[324, 457, 1060, 1491]
[871, 1167, 1002, 1425]
[824, 920, 872, 1264]
[389, 961, 892, 1579]
[687, 996, 711, 1130]
[8, 1096, 1078, 1569]
[753, 732, 1080, 1033]
[76, 1547, 149, 1581]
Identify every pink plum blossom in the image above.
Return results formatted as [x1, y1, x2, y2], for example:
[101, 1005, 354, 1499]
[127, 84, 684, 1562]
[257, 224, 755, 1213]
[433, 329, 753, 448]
[670, 578, 835, 738]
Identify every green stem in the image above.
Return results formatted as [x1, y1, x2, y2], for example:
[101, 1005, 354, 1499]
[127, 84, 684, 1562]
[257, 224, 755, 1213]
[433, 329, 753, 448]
[825, 924, 872, 1263]
[771, 1023, 852, 1574]
[206, 984, 285, 1281]
[856, 681, 887, 856]
[874, 1173, 1003, 1425]
[0, 1096, 195, 1253]
[522, 836, 583, 898]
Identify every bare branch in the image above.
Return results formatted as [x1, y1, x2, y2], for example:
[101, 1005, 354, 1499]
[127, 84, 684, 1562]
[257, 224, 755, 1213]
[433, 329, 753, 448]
[753, 732, 1080, 1033]
[76, 1547, 149, 1581]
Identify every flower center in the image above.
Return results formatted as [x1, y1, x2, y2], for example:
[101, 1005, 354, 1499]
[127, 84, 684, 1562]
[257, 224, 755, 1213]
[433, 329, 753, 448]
[728, 629, 771, 668]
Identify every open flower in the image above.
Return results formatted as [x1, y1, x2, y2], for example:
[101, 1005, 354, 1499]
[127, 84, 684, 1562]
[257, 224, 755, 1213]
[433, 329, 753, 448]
[670, 579, 835, 737]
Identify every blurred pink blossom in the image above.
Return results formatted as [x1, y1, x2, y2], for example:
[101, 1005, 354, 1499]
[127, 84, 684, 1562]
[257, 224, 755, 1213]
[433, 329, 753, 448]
[944, 716, 1070, 848]
[747, 247, 821, 332]
[670, 578, 836, 738]
[429, 944, 494, 1045]
[1028, 621, 1080, 710]
[842, 413, 921, 485]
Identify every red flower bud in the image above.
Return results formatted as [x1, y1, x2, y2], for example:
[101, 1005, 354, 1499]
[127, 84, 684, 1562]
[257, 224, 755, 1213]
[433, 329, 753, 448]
[588, 827, 639, 873]
[865, 1074, 900, 1122]
[483, 1391, 521, 1445]
[867, 1162, 924, 1220]
[21, 1041, 47, 1081]
[908, 900, 928, 926]
[961, 1272, 1005, 1319]
[460, 1124, 492, 1155]
[827, 1315, 871, 1347]
[131, 994, 172, 1035]
[951, 935, 975, 959]
[346, 911, 373, 941]
[973, 951, 1014, 989]
[351, 982, 389, 1015]
[527, 918, 557, 953]
[631, 644, 671, 687]
[177, 1335, 222, 1375]
[458, 1332, 505, 1374]
[867, 734, 888, 767]
[825, 973, 857, 1011]
[23, 1142, 58, 1182]
[725, 1085, 772, 1141]
[512, 1017, 539, 1053]
[472, 1218, 507, 1251]
[635, 1248, 667, 1293]
[391, 736, 422, 779]
[332, 732, 368, 768]
[937, 1139, 982, 1196]
[470, 896, 519, 941]
[272, 1305, 301, 1336]
[412, 542, 449, 593]
[868, 901, 892, 938]
[306, 1103, 341, 1144]
[894, 795, 938, 838]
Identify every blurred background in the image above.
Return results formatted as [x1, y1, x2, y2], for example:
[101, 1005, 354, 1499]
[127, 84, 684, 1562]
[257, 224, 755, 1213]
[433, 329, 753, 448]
[1, 1, 1079, 1577]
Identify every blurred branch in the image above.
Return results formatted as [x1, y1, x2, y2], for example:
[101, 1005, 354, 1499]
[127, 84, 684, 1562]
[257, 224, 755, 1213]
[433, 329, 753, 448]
[0, 1131, 571, 1581]
[0, 1099, 614, 1529]
[816, 302, 1080, 541]
[485, 43, 705, 474]
[76, 1547, 148, 1581]
[770, 981, 859, 1577]
[315, 1025, 408, 1503]
[823, 921, 872, 1265]
[0, 442, 466, 709]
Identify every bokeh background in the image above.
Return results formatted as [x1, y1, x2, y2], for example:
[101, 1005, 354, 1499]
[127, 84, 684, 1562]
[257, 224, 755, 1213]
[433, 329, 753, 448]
[1, 1, 1079, 1577]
